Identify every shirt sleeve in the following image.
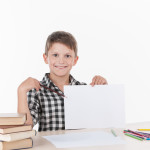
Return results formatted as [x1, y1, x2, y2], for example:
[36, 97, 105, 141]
[27, 89, 41, 126]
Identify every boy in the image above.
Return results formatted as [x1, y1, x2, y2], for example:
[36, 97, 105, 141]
[17, 31, 107, 131]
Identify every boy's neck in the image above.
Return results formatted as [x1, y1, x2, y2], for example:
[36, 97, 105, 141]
[49, 73, 70, 87]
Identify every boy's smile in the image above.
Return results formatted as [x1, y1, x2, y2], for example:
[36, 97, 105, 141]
[43, 42, 78, 77]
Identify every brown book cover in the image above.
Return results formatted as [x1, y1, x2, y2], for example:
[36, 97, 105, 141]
[0, 124, 32, 134]
[0, 138, 33, 150]
[0, 113, 26, 125]
[0, 130, 36, 142]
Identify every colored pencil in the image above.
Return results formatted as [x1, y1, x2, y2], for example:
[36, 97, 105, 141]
[40, 84, 66, 98]
[124, 131, 145, 139]
[136, 131, 150, 135]
[111, 129, 117, 137]
[124, 133, 143, 141]
[138, 129, 150, 131]
[135, 131, 150, 138]
[127, 129, 144, 137]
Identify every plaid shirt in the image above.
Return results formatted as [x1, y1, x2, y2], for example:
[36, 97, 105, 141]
[27, 73, 86, 131]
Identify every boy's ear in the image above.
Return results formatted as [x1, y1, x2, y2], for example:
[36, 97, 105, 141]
[43, 53, 48, 64]
[73, 56, 79, 66]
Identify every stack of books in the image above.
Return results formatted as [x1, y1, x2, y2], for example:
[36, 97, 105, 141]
[0, 113, 36, 150]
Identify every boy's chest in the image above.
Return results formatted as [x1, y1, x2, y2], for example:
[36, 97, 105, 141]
[38, 90, 64, 111]
[36, 88, 65, 130]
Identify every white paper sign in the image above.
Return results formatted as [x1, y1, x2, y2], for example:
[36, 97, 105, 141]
[64, 85, 125, 129]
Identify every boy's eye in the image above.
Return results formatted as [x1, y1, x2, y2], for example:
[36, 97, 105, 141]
[53, 54, 58, 57]
[66, 55, 71, 58]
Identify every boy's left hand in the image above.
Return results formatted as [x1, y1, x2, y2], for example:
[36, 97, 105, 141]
[90, 75, 107, 86]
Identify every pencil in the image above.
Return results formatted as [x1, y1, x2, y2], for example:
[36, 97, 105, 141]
[111, 129, 117, 137]
[127, 129, 144, 136]
[138, 129, 150, 131]
[136, 131, 150, 137]
[40, 84, 66, 98]
[124, 133, 144, 141]
[124, 131, 145, 139]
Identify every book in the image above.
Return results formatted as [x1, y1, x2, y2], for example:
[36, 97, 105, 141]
[0, 138, 33, 150]
[0, 130, 36, 142]
[0, 124, 32, 134]
[0, 113, 26, 125]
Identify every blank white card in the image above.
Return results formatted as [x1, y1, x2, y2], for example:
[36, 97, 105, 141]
[64, 85, 125, 129]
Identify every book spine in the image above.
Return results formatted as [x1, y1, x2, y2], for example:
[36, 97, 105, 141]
[0, 125, 32, 134]
[0, 130, 36, 142]
[11, 130, 36, 142]
[0, 138, 33, 150]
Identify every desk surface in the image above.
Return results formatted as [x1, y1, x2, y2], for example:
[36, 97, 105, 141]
[30, 122, 150, 150]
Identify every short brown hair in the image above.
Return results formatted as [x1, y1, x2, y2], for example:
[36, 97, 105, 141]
[45, 31, 78, 57]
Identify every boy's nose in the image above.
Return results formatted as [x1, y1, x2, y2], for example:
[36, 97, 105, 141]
[58, 56, 65, 63]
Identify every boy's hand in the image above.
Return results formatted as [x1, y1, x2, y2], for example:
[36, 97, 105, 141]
[18, 77, 41, 93]
[90, 75, 107, 86]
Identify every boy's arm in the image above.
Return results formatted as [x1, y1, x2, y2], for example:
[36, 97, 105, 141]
[18, 87, 33, 126]
[17, 77, 41, 127]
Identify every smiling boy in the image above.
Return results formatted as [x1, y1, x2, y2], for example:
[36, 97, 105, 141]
[17, 31, 107, 131]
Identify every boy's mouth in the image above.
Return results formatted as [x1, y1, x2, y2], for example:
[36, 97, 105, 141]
[55, 65, 67, 69]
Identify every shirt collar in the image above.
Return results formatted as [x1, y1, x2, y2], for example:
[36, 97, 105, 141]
[69, 74, 78, 85]
[41, 73, 79, 88]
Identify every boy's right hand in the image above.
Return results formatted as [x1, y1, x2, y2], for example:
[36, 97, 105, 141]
[18, 77, 41, 93]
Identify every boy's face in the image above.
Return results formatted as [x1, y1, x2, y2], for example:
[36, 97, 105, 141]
[43, 42, 78, 77]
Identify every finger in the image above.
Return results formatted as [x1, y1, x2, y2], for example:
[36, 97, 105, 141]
[36, 80, 41, 88]
[90, 76, 97, 86]
[90, 80, 94, 85]
[98, 79, 104, 85]
[93, 76, 99, 86]
[34, 84, 40, 91]
[35, 85, 40, 91]
[34, 79, 40, 91]
[97, 79, 103, 85]
[94, 76, 104, 85]
[90, 82, 95, 87]
[102, 78, 107, 85]
[92, 76, 101, 86]
[94, 77, 100, 85]
[37, 83, 41, 91]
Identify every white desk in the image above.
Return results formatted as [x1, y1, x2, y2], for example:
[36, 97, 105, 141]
[30, 122, 150, 150]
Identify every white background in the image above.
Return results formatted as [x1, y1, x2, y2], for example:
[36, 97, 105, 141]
[0, 0, 150, 125]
